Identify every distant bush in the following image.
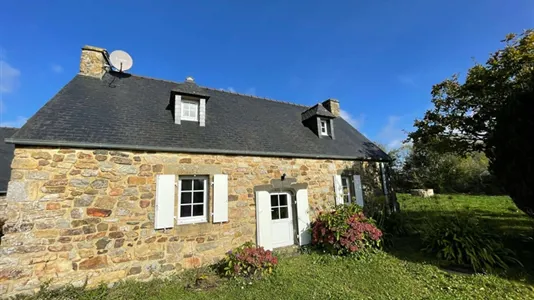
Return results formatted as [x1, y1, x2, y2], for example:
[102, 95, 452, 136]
[312, 204, 382, 255]
[421, 215, 521, 272]
[220, 242, 278, 279]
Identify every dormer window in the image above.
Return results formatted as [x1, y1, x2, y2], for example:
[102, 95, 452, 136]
[301, 103, 336, 139]
[320, 119, 329, 136]
[173, 77, 210, 127]
[181, 99, 199, 122]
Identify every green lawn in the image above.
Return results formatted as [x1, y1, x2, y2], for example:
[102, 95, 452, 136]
[23, 194, 534, 300]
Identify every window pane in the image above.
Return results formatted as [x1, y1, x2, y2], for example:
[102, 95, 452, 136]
[193, 179, 204, 190]
[180, 205, 192, 217]
[279, 194, 288, 206]
[181, 192, 192, 204]
[280, 207, 288, 219]
[342, 177, 349, 188]
[193, 204, 204, 216]
[271, 208, 280, 220]
[270, 195, 278, 207]
[182, 179, 192, 191]
[193, 192, 204, 203]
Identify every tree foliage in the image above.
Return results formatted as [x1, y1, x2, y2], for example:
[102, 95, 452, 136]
[408, 30, 534, 215]
[487, 86, 534, 216]
[393, 144, 501, 195]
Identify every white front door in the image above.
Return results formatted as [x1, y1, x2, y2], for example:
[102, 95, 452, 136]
[270, 192, 294, 248]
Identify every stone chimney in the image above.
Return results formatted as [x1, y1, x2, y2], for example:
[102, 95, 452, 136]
[79, 45, 109, 78]
[322, 99, 340, 117]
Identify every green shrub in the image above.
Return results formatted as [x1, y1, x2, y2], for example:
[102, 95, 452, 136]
[421, 215, 521, 272]
[219, 242, 278, 280]
[382, 211, 413, 237]
[311, 204, 382, 255]
[362, 196, 387, 224]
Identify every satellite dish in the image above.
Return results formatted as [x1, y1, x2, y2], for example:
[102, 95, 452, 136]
[109, 50, 133, 72]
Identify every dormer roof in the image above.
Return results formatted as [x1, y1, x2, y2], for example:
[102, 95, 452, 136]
[301, 103, 336, 121]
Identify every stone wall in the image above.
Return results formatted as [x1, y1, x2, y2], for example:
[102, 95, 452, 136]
[0, 147, 385, 296]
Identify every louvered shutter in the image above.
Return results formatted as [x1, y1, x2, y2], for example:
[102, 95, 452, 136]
[212, 174, 228, 223]
[333, 175, 344, 205]
[353, 175, 364, 207]
[155, 174, 176, 229]
[255, 190, 273, 250]
[296, 189, 311, 245]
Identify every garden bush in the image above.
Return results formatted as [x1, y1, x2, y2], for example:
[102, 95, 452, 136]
[421, 214, 521, 272]
[220, 242, 278, 279]
[382, 211, 413, 237]
[311, 204, 383, 255]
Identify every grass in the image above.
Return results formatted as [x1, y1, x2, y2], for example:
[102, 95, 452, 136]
[21, 194, 534, 300]
[392, 194, 534, 280]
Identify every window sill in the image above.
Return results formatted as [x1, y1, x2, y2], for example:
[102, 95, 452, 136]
[180, 118, 199, 122]
[177, 218, 208, 225]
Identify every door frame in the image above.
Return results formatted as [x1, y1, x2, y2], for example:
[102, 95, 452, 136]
[254, 178, 310, 250]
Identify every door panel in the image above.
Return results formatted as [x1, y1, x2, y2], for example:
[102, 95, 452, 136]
[270, 193, 294, 248]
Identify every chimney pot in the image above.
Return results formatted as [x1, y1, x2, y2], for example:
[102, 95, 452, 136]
[79, 45, 109, 78]
[322, 98, 340, 117]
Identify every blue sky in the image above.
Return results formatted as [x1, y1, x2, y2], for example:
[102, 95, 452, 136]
[1, 0, 532, 149]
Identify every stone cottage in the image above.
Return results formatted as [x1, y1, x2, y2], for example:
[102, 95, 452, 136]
[0, 46, 393, 296]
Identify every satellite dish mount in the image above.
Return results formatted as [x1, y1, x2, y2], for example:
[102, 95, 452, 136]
[109, 50, 133, 72]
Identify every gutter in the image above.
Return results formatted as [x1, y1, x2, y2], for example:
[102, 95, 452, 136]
[5, 138, 391, 162]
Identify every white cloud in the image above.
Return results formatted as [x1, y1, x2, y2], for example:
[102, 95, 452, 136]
[222, 86, 256, 95]
[51, 63, 63, 73]
[397, 74, 417, 87]
[339, 109, 365, 129]
[245, 87, 256, 95]
[377, 115, 407, 150]
[0, 60, 21, 93]
[0, 116, 27, 128]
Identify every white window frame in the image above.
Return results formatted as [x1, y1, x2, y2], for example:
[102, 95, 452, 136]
[177, 176, 208, 225]
[341, 176, 352, 204]
[181, 99, 199, 121]
[270, 192, 292, 221]
[320, 119, 328, 136]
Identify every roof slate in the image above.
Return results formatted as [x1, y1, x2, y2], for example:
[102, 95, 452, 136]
[0, 127, 18, 192]
[8, 72, 389, 161]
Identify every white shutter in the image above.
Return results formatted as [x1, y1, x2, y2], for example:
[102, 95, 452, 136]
[212, 174, 228, 223]
[155, 174, 176, 229]
[255, 191, 273, 250]
[296, 189, 311, 245]
[333, 175, 344, 205]
[353, 175, 364, 207]
[174, 95, 182, 125]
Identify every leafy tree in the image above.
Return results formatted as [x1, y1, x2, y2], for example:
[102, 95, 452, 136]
[487, 86, 534, 216]
[408, 30, 534, 215]
[400, 144, 500, 194]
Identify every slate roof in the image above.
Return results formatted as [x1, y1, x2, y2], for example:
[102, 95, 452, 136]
[0, 127, 18, 192]
[301, 103, 336, 121]
[7, 72, 389, 161]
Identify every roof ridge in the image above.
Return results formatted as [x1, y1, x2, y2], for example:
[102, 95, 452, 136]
[202, 86, 309, 108]
[125, 73, 309, 109]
